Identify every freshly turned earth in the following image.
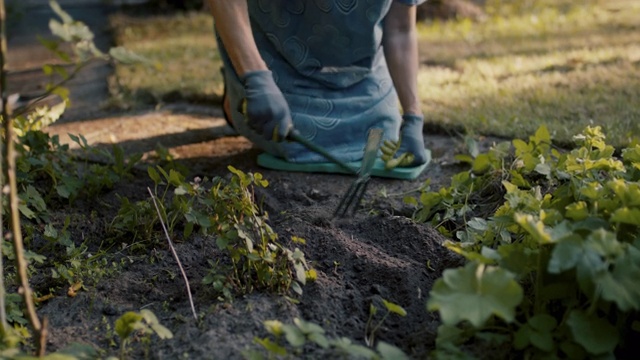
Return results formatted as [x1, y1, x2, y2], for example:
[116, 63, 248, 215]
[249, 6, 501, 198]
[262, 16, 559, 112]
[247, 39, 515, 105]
[40, 110, 492, 358]
[8, 1, 503, 357]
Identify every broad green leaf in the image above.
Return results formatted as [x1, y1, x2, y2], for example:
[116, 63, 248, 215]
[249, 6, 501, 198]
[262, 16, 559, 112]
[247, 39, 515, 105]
[55, 343, 99, 358]
[308, 332, 330, 349]
[26, 185, 47, 212]
[534, 162, 551, 176]
[533, 125, 551, 145]
[290, 281, 303, 295]
[548, 221, 577, 243]
[622, 145, 640, 163]
[140, 310, 173, 339]
[376, 341, 410, 360]
[294, 262, 306, 284]
[586, 229, 622, 258]
[514, 316, 556, 353]
[382, 299, 407, 316]
[509, 170, 530, 187]
[565, 201, 589, 221]
[548, 236, 583, 273]
[254, 337, 286, 356]
[147, 167, 161, 184]
[529, 314, 557, 332]
[183, 222, 194, 239]
[610, 207, 640, 226]
[435, 324, 466, 346]
[44, 224, 58, 239]
[529, 327, 554, 352]
[263, 320, 283, 336]
[18, 203, 37, 219]
[608, 179, 640, 207]
[512, 138, 530, 156]
[579, 182, 603, 200]
[332, 337, 377, 358]
[294, 318, 324, 335]
[465, 136, 480, 158]
[571, 217, 609, 232]
[427, 262, 523, 327]
[454, 153, 474, 164]
[168, 169, 185, 187]
[467, 217, 487, 231]
[497, 243, 538, 274]
[515, 214, 551, 244]
[115, 311, 143, 340]
[282, 324, 305, 347]
[596, 248, 640, 311]
[559, 341, 587, 360]
[513, 325, 532, 350]
[472, 153, 492, 174]
[567, 310, 618, 355]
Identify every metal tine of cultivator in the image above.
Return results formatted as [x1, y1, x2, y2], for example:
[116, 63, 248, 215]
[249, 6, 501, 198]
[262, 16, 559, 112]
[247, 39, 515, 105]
[333, 128, 383, 218]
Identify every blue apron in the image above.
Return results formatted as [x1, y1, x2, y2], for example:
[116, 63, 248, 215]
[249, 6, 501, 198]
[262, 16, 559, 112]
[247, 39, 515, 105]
[217, 0, 425, 163]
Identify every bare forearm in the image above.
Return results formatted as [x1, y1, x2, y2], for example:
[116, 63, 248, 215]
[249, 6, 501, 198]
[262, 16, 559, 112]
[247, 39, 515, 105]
[383, 4, 421, 115]
[206, 0, 267, 76]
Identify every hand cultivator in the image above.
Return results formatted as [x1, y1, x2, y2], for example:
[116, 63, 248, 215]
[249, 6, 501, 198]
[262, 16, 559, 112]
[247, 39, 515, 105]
[288, 128, 383, 218]
[332, 128, 383, 217]
[241, 99, 383, 217]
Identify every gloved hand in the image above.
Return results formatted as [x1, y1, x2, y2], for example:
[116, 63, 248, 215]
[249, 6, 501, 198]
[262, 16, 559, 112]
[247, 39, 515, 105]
[381, 114, 428, 169]
[241, 70, 293, 142]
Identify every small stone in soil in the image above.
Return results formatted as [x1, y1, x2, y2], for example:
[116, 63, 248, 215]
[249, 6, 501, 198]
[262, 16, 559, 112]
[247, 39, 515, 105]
[102, 304, 118, 316]
[370, 284, 388, 296]
[312, 216, 331, 227]
[307, 188, 327, 200]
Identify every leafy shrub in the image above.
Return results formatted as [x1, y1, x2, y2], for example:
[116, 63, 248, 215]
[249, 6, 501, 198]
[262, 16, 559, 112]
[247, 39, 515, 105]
[409, 126, 640, 358]
[116, 165, 310, 298]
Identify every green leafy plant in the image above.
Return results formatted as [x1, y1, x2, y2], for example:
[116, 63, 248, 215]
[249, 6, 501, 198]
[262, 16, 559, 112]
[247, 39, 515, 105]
[116, 165, 311, 298]
[364, 299, 407, 347]
[409, 126, 640, 358]
[248, 317, 409, 360]
[113, 310, 173, 360]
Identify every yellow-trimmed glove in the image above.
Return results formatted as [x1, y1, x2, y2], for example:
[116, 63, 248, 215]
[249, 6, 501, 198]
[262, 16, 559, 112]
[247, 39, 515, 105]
[381, 114, 428, 169]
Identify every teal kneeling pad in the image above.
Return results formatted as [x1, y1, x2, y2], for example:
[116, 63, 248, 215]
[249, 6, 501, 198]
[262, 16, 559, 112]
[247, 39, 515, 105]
[256, 149, 431, 180]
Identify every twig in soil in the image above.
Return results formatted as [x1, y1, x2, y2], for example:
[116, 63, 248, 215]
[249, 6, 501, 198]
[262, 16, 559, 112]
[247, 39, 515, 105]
[147, 187, 198, 320]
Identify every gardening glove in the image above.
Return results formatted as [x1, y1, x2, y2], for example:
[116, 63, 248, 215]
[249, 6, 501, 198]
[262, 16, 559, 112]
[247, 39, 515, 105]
[240, 70, 293, 142]
[381, 114, 428, 169]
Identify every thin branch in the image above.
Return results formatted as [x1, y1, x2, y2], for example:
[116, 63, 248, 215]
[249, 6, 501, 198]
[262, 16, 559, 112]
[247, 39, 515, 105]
[0, 0, 9, 336]
[11, 60, 93, 119]
[1, 0, 46, 354]
[147, 187, 198, 320]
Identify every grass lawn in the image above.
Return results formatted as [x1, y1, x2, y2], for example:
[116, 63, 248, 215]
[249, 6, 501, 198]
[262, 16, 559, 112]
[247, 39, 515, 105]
[109, 0, 640, 147]
[109, 11, 222, 105]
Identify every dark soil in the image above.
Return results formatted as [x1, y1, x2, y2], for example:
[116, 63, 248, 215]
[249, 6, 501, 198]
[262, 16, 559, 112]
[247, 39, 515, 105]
[6, 3, 499, 358]
[25, 110, 494, 359]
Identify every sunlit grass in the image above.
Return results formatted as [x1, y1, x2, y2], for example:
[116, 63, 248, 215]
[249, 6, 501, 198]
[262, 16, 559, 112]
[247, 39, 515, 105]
[109, 11, 223, 105]
[110, 0, 640, 146]
[417, 0, 640, 146]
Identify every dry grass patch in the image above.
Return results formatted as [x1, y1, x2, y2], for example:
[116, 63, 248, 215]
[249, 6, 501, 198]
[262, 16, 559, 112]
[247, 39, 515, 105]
[109, 11, 223, 106]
